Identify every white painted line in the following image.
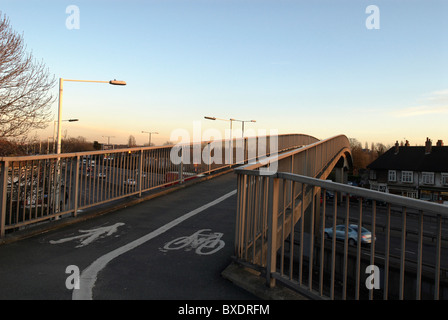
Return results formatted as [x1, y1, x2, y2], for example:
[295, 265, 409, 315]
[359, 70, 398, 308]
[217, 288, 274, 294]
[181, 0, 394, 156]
[72, 189, 237, 300]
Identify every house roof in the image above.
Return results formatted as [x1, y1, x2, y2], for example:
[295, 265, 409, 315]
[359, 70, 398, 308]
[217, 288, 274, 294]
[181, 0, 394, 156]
[367, 146, 448, 172]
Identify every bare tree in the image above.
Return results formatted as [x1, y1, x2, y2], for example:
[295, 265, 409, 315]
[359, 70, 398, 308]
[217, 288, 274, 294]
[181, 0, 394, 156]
[0, 13, 56, 138]
[128, 135, 137, 147]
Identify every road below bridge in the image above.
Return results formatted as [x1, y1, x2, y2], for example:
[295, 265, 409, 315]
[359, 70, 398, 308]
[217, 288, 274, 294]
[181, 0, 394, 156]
[0, 173, 258, 300]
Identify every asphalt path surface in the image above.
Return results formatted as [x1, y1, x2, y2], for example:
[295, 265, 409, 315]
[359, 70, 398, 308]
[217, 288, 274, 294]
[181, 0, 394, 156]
[0, 172, 258, 300]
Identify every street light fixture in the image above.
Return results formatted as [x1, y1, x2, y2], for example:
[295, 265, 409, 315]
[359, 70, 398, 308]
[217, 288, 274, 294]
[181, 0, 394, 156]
[142, 131, 158, 146]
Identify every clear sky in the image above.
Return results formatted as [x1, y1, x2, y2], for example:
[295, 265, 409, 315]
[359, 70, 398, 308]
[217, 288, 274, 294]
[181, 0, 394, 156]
[1, 0, 447, 147]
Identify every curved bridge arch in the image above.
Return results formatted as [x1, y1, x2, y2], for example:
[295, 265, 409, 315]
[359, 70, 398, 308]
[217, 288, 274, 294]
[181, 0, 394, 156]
[234, 134, 353, 271]
[239, 134, 353, 179]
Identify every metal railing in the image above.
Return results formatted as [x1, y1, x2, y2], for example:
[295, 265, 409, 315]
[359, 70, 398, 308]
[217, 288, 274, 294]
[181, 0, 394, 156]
[0, 134, 318, 238]
[234, 135, 448, 299]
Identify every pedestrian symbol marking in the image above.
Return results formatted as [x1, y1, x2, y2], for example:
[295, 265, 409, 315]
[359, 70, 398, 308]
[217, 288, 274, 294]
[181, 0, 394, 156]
[50, 222, 125, 248]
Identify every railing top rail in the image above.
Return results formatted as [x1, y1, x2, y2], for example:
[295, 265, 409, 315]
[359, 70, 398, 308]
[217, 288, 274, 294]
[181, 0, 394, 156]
[236, 134, 350, 171]
[236, 169, 448, 216]
[0, 133, 318, 162]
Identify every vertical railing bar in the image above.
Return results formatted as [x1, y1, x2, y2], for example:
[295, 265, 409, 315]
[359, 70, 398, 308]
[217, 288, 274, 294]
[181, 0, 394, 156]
[244, 175, 252, 261]
[319, 187, 326, 297]
[62, 158, 68, 211]
[22, 161, 29, 223]
[88, 157, 93, 205]
[113, 153, 119, 198]
[355, 196, 362, 300]
[247, 176, 257, 263]
[138, 149, 143, 197]
[330, 190, 338, 300]
[434, 214, 442, 300]
[42, 160, 49, 217]
[34, 160, 41, 220]
[298, 183, 304, 286]
[369, 199, 376, 300]
[263, 176, 270, 267]
[253, 176, 259, 263]
[289, 180, 296, 280]
[266, 176, 279, 288]
[66, 158, 73, 212]
[280, 179, 286, 276]
[79, 157, 85, 207]
[73, 156, 80, 217]
[416, 210, 423, 300]
[235, 174, 242, 259]
[252, 176, 259, 264]
[16, 161, 20, 221]
[308, 186, 315, 292]
[240, 174, 248, 259]
[29, 160, 35, 220]
[342, 191, 348, 300]
[399, 207, 407, 300]
[98, 155, 104, 202]
[383, 203, 391, 300]
[0, 160, 9, 238]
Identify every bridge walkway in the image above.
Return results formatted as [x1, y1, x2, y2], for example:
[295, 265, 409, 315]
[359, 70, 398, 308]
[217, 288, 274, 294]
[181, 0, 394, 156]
[0, 172, 302, 300]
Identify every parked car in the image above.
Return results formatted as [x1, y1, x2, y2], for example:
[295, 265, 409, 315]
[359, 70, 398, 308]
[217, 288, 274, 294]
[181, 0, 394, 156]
[324, 224, 374, 245]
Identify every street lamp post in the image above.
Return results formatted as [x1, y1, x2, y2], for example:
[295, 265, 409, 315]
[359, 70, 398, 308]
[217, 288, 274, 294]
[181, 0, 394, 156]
[55, 78, 126, 218]
[142, 131, 158, 146]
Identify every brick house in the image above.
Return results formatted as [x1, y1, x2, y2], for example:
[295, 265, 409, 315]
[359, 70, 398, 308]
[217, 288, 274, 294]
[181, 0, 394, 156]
[367, 138, 448, 204]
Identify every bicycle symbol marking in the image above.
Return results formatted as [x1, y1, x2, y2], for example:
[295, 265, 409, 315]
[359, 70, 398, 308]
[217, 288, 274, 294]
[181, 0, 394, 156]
[160, 229, 225, 256]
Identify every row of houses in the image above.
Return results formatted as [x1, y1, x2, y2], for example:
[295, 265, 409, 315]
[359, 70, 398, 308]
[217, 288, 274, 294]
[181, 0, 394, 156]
[367, 138, 448, 205]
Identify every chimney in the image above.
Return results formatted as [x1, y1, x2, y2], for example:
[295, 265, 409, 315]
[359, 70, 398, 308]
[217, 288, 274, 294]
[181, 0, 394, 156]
[437, 139, 444, 147]
[394, 141, 399, 155]
[425, 137, 432, 154]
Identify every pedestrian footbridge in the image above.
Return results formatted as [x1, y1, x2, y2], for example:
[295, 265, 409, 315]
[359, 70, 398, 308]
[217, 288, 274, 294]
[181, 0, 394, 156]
[1, 133, 447, 300]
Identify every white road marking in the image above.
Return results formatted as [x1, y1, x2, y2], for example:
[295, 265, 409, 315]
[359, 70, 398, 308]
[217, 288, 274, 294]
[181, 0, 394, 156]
[72, 189, 237, 300]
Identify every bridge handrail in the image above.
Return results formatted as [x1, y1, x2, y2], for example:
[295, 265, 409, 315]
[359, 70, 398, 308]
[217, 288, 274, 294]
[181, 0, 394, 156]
[0, 133, 317, 238]
[234, 138, 448, 299]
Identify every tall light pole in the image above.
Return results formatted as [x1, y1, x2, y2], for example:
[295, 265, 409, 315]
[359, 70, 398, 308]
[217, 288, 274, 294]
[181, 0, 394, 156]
[57, 78, 126, 155]
[55, 78, 125, 218]
[142, 131, 158, 146]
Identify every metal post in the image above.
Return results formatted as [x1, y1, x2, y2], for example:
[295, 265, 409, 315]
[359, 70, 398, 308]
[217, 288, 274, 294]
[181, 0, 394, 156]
[138, 149, 143, 197]
[0, 161, 9, 238]
[179, 147, 184, 184]
[266, 175, 279, 288]
[73, 155, 80, 217]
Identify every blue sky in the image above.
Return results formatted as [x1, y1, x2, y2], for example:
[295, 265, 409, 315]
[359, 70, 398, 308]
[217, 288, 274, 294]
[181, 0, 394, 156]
[1, 0, 447, 146]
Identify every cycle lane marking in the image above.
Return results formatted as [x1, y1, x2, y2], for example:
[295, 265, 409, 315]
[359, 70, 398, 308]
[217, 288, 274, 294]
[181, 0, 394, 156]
[72, 189, 237, 300]
[160, 229, 225, 255]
